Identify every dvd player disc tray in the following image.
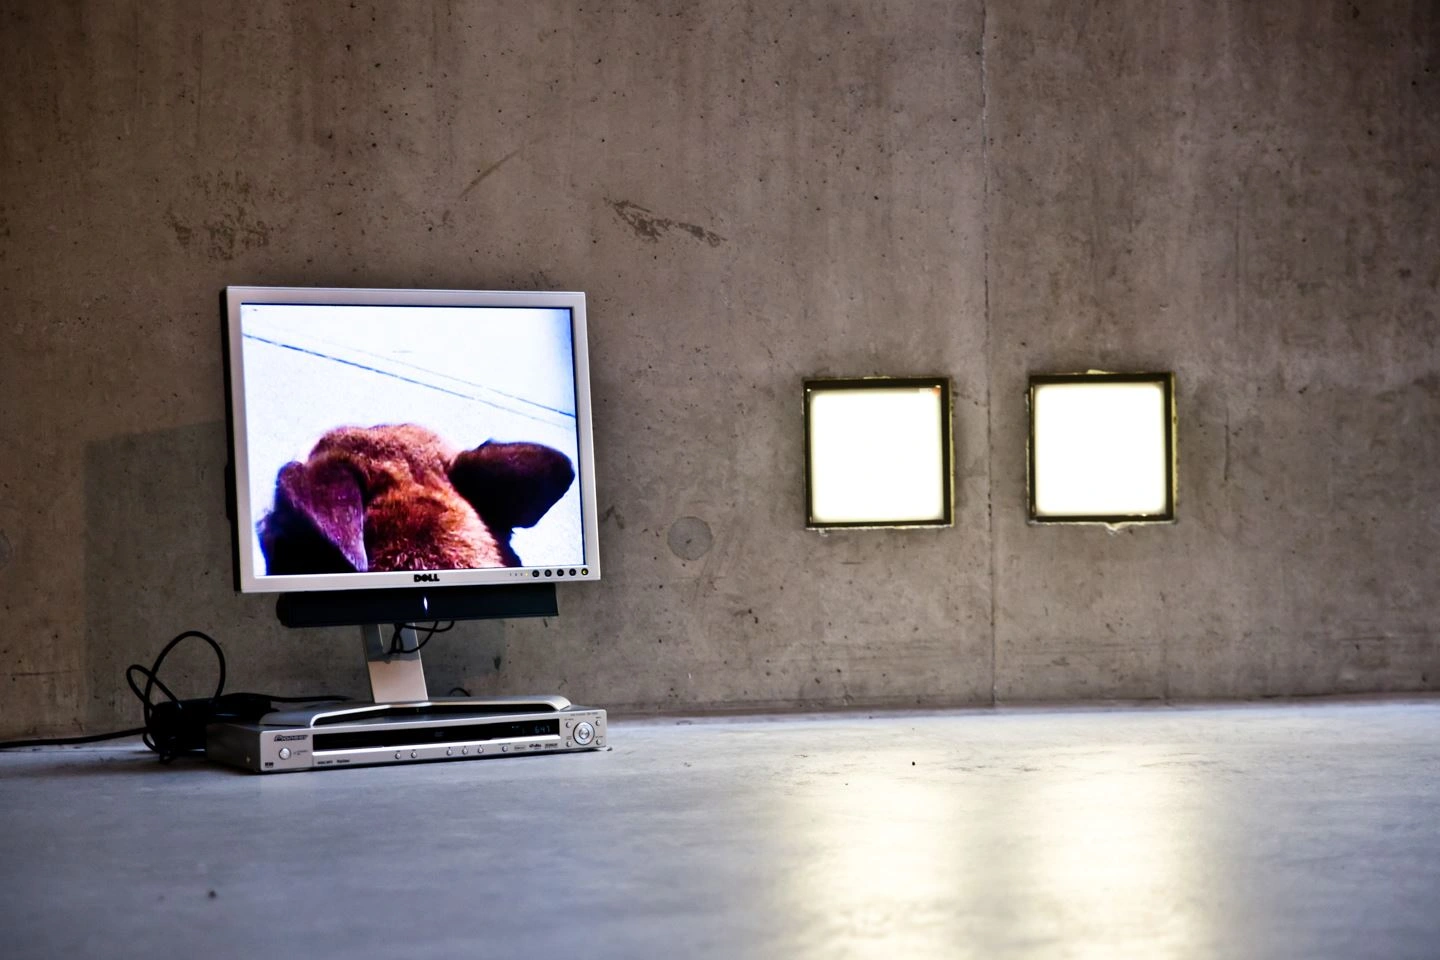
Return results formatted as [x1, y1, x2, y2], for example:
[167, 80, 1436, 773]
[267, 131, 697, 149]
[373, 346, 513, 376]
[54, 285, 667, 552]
[205, 696, 607, 773]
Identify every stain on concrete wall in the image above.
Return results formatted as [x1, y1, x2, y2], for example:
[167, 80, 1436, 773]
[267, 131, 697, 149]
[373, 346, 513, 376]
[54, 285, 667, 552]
[607, 200, 726, 247]
[0, 0, 1436, 737]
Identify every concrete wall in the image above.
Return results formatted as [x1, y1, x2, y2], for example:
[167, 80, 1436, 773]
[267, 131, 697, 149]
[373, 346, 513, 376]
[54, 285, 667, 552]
[1, 0, 1436, 737]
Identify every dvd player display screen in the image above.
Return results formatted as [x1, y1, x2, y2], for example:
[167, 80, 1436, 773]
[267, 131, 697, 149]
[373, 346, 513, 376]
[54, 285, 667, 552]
[312, 718, 561, 752]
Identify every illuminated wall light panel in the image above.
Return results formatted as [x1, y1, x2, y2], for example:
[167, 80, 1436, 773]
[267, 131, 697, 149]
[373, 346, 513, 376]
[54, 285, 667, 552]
[804, 377, 952, 529]
[1028, 372, 1176, 523]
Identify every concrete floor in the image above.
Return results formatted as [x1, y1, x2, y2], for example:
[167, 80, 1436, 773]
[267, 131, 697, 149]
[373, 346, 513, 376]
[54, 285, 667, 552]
[3, 700, 1439, 960]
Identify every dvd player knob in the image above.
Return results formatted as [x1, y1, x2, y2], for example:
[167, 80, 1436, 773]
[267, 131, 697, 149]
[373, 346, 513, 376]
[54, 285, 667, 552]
[573, 721, 595, 745]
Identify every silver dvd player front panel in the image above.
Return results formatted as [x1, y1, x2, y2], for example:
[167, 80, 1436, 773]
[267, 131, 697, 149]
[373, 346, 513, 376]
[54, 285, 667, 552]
[205, 699, 607, 773]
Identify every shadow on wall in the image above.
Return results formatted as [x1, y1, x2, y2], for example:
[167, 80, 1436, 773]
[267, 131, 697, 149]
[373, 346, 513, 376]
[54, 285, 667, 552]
[80, 421, 511, 732]
[75, 423, 480, 731]
[83, 421, 289, 731]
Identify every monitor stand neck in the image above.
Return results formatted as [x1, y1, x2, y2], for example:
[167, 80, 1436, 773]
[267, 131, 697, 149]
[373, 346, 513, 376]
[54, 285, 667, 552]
[360, 624, 428, 703]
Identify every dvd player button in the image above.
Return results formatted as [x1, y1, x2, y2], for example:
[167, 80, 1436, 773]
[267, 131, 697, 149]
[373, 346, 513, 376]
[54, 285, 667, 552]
[278, 748, 291, 760]
[574, 722, 595, 745]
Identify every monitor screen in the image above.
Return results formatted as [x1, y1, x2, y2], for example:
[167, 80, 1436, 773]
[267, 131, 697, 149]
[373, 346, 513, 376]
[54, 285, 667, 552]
[223, 287, 601, 596]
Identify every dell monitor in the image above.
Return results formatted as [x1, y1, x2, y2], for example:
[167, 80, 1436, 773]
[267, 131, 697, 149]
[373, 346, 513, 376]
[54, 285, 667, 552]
[219, 286, 604, 741]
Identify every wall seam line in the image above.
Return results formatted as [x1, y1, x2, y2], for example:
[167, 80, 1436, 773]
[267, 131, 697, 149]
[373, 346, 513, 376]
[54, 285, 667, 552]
[980, 0, 997, 708]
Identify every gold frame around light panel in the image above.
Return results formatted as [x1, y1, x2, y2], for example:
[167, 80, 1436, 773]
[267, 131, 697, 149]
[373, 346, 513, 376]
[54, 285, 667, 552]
[1027, 372, 1177, 524]
[803, 377, 953, 530]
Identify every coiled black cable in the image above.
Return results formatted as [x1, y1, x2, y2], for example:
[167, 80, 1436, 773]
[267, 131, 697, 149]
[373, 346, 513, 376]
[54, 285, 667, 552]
[0, 630, 349, 761]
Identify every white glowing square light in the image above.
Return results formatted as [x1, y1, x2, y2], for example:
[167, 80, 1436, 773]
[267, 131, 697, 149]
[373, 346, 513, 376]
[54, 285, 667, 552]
[805, 378, 952, 528]
[1029, 373, 1175, 522]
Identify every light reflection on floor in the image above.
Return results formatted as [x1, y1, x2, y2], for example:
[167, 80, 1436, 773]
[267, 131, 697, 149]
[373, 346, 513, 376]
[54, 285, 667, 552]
[1014, 747, 1209, 959]
[4, 702, 1440, 960]
[784, 764, 977, 958]
[777, 738, 1216, 958]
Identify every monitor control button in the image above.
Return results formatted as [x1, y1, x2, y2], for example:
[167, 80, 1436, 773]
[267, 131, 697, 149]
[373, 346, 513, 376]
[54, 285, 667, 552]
[278, 748, 291, 760]
[574, 722, 595, 745]
[394, 751, 402, 760]
[410, 750, 417, 759]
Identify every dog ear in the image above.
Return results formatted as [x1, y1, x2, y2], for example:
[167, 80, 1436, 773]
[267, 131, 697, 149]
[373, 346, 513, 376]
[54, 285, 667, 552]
[449, 441, 575, 533]
[257, 457, 369, 574]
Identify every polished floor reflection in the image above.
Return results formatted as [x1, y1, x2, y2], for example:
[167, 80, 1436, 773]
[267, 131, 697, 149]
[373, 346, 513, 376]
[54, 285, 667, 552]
[3, 700, 1438, 959]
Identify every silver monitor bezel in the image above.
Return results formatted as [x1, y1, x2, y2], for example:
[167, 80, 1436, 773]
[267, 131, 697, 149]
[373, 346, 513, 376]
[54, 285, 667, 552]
[224, 285, 602, 594]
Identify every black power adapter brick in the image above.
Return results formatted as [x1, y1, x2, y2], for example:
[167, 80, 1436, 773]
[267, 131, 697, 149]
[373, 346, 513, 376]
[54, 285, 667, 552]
[145, 693, 285, 756]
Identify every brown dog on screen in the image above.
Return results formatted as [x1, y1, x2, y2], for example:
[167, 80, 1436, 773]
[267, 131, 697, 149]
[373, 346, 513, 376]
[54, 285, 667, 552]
[258, 424, 575, 574]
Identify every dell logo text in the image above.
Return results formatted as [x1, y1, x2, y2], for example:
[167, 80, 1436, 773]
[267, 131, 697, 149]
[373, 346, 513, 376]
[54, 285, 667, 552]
[414, 573, 440, 583]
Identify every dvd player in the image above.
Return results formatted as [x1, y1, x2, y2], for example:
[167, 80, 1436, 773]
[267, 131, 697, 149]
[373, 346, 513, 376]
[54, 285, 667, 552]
[205, 695, 606, 773]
